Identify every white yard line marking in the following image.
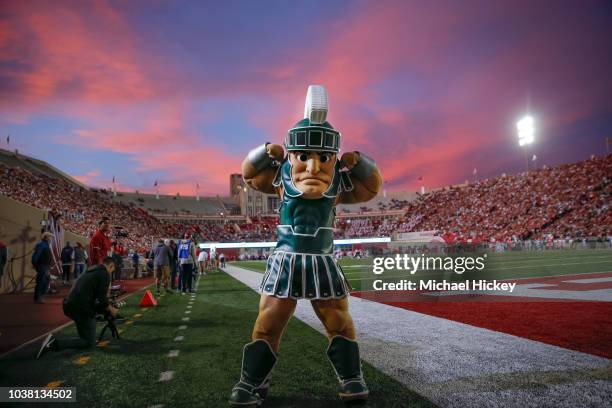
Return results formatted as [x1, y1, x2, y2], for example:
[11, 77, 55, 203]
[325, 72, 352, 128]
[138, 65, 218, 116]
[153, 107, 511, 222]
[167, 350, 180, 358]
[187, 305, 192, 309]
[158, 371, 174, 381]
[185, 310, 191, 314]
[178, 325, 187, 330]
[182, 317, 190, 321]
[174, 336, 184, 342]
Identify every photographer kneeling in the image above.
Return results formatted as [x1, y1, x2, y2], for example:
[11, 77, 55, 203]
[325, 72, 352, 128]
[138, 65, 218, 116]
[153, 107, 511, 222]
[37, 257, 118, 359]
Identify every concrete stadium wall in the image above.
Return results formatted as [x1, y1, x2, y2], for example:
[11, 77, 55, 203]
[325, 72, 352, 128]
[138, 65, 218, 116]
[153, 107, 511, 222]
[0, 195, 88, 294]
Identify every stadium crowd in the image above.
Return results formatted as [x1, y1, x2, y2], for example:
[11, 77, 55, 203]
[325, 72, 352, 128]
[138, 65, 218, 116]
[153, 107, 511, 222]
[401, 154, 610, 242]
[1, 155, 610, 254]
[0, 164, 165, 252]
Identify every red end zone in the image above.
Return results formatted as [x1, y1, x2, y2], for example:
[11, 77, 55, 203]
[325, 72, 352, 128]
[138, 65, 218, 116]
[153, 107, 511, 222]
[352, 272, 612, 359]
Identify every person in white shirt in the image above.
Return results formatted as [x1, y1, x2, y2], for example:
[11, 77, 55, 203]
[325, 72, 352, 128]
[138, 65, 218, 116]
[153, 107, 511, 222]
[197, 249, 208, 275]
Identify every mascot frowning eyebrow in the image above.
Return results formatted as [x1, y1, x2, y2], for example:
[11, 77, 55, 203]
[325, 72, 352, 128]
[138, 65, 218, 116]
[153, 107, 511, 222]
[229, 85, 383, 407]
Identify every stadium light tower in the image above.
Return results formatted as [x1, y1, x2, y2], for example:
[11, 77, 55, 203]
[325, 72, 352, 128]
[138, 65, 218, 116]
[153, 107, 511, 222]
[517, 115, 535, 171]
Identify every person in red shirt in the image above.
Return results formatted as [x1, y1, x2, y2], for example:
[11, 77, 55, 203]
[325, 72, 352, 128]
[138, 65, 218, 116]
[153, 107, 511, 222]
[89, 218, 112, 266]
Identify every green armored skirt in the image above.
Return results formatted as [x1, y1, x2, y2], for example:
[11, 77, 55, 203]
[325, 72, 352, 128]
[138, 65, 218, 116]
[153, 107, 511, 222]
[259, 251, 351, 300]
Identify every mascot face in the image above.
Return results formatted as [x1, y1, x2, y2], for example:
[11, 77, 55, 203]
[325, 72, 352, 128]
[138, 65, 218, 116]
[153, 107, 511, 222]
[289, 150, 336, 199]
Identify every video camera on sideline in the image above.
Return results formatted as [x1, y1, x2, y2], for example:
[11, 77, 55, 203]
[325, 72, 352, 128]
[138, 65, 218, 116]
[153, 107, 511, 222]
[96, 285, 127, 342]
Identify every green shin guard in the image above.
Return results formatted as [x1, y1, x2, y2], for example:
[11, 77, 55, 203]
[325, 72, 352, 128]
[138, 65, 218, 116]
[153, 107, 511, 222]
[327, 336, 369, 402]
[229, 340, 277, 407]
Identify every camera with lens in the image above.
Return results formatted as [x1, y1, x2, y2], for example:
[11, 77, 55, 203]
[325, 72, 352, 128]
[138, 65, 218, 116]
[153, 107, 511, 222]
[113, 226, 129, 238]
[96, 286, 127, 341]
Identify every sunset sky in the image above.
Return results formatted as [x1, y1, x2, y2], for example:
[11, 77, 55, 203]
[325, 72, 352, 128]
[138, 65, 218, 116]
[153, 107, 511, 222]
[1, 0, 611, 196]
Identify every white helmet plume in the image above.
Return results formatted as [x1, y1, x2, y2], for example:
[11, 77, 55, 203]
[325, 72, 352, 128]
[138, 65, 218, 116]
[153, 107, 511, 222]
[304, 85, 328, 124]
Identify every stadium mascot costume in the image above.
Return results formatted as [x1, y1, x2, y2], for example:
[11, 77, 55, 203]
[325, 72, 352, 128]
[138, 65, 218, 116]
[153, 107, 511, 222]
[229, 85, 383, 406]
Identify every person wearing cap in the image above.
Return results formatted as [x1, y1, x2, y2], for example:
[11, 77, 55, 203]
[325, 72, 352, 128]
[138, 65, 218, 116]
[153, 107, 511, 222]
[31, 231, 54, 304]
[89, 218, 112, 266]
[229, 85, 382, 406]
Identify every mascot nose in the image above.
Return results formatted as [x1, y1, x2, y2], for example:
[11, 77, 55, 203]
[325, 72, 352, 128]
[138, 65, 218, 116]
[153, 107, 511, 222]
[307, 157, 320, 175]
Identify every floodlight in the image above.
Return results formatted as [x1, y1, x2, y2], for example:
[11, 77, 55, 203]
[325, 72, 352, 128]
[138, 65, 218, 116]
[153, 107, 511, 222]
[517, 116, 535, 146]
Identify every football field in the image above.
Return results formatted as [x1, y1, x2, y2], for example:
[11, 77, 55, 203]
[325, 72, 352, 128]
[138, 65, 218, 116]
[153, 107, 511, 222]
[0, 271, 433, 408]
[1, 249, 611, 407]
[227, 248, 612, 407]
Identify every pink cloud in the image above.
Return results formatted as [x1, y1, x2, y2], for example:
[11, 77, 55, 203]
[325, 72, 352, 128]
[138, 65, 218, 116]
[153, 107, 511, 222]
[0, 1, 160, 113]
[2, 1, 609, 196]
[73, 170, 100, 186]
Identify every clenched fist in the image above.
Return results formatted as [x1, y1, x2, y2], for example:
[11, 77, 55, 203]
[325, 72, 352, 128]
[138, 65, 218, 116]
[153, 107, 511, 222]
[340, 151, 360, 169]
[266, 143, 285, 162]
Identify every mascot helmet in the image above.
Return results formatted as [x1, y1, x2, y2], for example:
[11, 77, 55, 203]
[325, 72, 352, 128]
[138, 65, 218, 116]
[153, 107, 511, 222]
[285, 85, 341, 154]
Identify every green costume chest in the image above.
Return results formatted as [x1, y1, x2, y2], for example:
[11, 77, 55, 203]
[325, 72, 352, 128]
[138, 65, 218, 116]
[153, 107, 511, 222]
[274, 159, 347, 255]
[258, 159, 353, 300]
[276, 196, 335, 254]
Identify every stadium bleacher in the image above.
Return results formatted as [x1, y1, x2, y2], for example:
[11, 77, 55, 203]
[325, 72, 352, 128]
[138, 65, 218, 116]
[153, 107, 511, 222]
[401, 155, 611, 242]
[1, 148, 610, 251]
[111, 192, 228, 216]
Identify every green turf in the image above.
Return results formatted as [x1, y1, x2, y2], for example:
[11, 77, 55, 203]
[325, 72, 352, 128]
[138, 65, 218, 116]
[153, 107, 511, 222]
[0, 272, 436, 408]
[233, 249, 612, 292]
